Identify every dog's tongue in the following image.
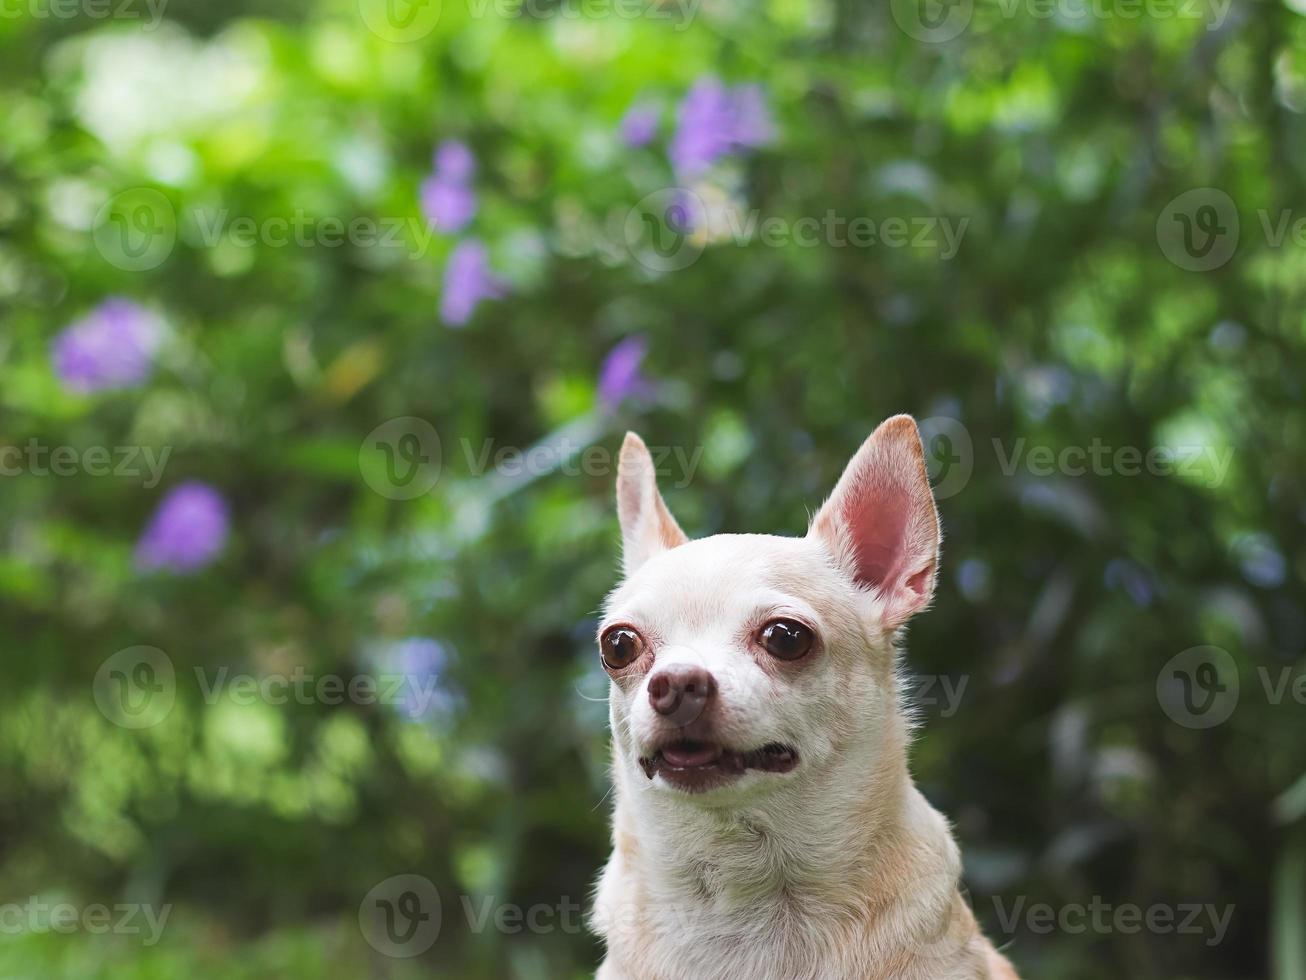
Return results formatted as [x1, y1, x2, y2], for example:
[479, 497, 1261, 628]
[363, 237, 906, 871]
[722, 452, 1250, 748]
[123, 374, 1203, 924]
[661, 741, 723, 768]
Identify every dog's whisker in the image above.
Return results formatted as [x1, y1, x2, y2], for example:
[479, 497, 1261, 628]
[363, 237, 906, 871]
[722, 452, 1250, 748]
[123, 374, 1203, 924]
[590, 782, 616, 812]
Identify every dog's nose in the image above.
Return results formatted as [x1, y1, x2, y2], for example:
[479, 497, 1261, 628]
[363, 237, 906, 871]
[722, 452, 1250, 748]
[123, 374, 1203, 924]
[647, 666, 716, 723]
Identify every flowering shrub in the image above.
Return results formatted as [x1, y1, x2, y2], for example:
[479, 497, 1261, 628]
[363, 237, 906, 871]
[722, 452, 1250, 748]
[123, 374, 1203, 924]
[0, 3, 1302, 979]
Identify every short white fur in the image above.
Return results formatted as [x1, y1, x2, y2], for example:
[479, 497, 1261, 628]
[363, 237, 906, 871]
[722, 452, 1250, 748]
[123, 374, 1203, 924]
[591, 416, 1018, 980]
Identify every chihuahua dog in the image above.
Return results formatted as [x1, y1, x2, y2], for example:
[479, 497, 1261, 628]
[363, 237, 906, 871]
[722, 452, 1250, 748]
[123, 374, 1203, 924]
[590, 416, 1017, 980]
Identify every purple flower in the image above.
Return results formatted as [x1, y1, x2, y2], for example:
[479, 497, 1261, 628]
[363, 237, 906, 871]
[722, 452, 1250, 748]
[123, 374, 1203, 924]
[440, 239, 505, 326]
[136, 482, 229, 574]
[421, 177, 477, 233]
[51, 298, 160, 393]
[729, 85, 775, 147]
[420, 139, 478, 233]
[619, 101, 660, 147]
[665, 187, 704, 234]
[435, 140, 475, 181]
[391, 638, 455, 722]
[598, 335, 652, 409]
[669, 79, 775, 176]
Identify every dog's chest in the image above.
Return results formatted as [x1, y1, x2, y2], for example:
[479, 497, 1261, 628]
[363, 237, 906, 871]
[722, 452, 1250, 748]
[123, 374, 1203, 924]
[607, 890, 987, 980]
[597, 847, 991, 980]
[628, 887, 835, 980]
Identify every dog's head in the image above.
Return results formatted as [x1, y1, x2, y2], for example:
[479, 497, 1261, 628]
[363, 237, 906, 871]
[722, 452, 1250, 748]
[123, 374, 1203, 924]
[599, 415, 941, 803]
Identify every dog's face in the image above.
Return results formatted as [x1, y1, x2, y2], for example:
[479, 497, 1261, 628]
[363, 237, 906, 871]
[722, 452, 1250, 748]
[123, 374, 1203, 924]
[600, 416, 941, 804]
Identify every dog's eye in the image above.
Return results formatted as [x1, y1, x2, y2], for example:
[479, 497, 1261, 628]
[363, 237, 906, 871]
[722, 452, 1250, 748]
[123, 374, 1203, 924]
[759, 619, 814, 660]
[600, 626, 646, 670]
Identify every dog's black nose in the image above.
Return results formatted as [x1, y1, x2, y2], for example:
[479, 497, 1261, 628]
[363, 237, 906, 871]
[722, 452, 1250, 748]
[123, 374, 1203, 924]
[648, 667, 716, 723]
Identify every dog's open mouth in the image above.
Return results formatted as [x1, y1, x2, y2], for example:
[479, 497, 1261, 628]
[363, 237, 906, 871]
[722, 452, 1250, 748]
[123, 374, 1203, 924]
[638, 740, 798, 790]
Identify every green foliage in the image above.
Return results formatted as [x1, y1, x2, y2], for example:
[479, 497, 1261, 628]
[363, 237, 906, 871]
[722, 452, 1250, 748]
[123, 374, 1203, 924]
[2, 0, 1305, 977]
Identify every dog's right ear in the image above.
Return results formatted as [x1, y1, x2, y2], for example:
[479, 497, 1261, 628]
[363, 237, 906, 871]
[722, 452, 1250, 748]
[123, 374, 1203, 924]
[808, 415, 941, 629]
[616, 431, 688, 576]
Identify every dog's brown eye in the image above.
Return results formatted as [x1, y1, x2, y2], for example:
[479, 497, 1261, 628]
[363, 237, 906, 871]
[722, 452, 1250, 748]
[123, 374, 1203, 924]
[600, 626, 646, 670]
[759, 619, 814, 661]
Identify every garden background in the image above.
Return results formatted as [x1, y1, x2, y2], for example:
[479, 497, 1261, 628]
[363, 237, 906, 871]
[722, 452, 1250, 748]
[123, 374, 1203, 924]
[1, 0, 1305, 976]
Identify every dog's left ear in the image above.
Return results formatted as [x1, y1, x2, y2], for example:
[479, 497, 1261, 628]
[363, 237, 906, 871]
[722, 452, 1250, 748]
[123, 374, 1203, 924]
[616, 431, 688, 576]
[809, 415, 941, 628]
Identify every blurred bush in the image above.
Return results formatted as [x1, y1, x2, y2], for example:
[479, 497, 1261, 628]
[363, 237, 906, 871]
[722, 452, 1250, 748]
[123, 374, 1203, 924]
[1, 0, 1305, 976]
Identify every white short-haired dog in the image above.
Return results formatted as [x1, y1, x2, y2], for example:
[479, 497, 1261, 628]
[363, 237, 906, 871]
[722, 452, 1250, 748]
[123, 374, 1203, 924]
[590, 415, 1018, 980]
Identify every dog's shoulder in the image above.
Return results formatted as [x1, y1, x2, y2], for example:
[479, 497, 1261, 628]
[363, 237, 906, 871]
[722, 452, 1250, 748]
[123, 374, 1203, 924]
[983, 942, 1020, 980]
